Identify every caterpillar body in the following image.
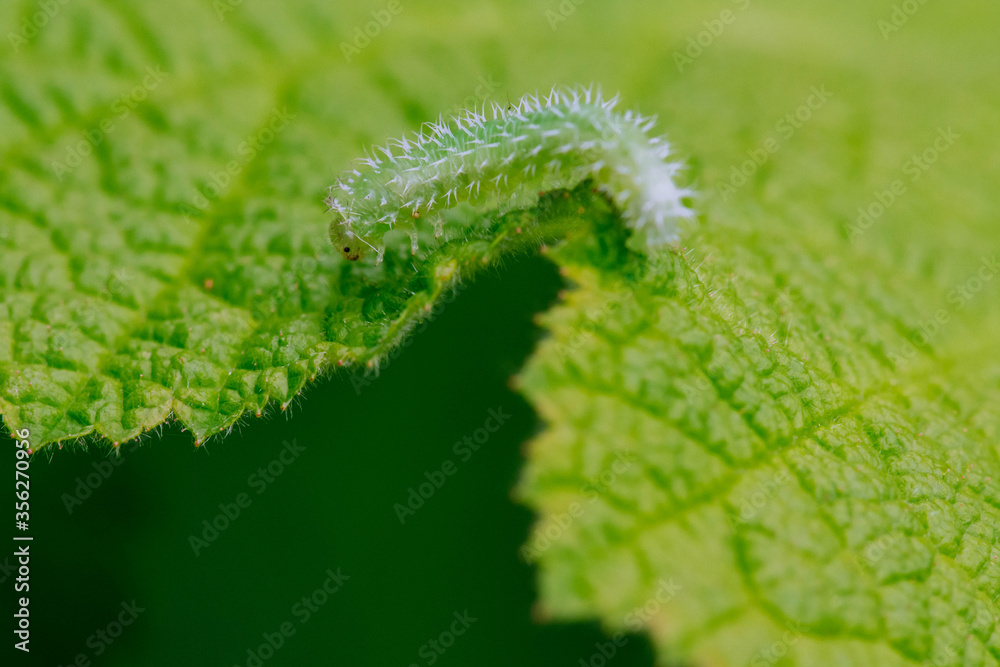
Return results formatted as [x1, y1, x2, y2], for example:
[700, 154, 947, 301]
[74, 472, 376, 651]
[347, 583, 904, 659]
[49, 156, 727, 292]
[326, 85, 693, 262]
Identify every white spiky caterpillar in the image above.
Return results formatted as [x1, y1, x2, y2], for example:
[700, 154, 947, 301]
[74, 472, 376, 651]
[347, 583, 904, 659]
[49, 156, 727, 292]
[326, 85, 693, 262]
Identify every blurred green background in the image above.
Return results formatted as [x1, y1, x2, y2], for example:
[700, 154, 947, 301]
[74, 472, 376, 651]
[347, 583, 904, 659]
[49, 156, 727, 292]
[3, 0, 999, 664]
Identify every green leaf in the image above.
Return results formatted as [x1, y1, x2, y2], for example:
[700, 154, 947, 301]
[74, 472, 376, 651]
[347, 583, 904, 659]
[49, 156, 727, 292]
[4, 0, 1000, 665]
[509, 5, 1000, 666]
[516, 228, 1000, 665]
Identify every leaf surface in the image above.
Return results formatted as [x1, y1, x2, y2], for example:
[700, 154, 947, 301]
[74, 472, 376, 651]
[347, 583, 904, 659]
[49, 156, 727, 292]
[3, 1, 1000, 665]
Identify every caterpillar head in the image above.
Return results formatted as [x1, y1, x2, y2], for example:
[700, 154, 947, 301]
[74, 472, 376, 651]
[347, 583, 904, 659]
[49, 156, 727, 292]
[329, 216, 367, 261]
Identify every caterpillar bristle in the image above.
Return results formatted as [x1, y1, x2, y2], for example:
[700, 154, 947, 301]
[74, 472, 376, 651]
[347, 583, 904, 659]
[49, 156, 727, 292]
[326, 84, 693, 263]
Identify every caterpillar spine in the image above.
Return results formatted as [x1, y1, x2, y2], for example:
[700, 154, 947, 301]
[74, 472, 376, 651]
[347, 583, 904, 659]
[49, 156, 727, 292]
[326, 85, 693, 262]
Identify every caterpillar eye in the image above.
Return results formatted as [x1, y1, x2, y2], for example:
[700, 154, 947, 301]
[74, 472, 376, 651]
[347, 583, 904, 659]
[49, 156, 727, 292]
[328, 214, 366, 261]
